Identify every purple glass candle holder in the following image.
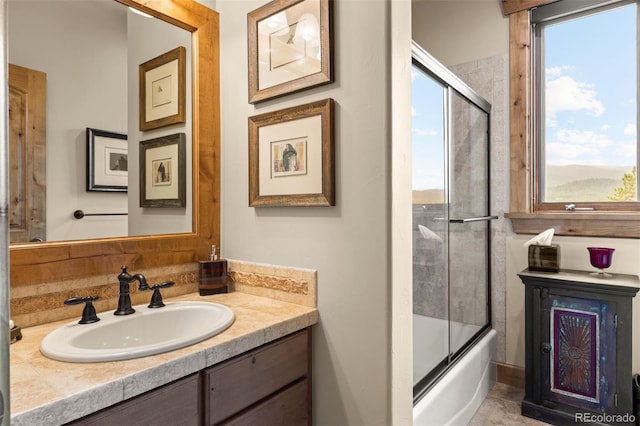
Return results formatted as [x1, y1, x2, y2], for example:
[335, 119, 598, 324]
[587, 247, 615, 278]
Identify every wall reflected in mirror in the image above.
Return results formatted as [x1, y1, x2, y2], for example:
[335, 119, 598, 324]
[8, 0, 193, 244]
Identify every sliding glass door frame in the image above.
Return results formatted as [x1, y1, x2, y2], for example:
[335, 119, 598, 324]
[412, 41, 494, 403]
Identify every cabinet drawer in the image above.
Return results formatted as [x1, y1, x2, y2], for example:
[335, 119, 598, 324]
[66, 373, 200, 426]
[222, 379, 309, 426]
[206, 329, 309, 425]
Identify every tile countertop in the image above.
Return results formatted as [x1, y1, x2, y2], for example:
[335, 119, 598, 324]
[9, 291, 319, 426]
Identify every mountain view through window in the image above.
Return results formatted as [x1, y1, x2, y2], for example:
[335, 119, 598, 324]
[539, 2, 638, 203]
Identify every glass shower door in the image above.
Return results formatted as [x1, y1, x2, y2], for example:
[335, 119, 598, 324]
[411, 42, 493, 400]
[447, 91, 491, 356]
[411, 64, 449, 388]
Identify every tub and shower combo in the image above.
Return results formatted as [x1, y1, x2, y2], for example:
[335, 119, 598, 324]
[411, 42, 497, 425]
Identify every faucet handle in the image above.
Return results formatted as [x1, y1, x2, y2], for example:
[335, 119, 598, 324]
[64, 296, 100, 324]
[147, 281, 174, 308]
[118, 265, 131, 281]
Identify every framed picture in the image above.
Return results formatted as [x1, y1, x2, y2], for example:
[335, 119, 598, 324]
[86, 128, 128, 192]
[140, 133, 187, 208]
[249, 98, 334, 207]
[248, 0, 333, 104]
[139, 46, 186, 131]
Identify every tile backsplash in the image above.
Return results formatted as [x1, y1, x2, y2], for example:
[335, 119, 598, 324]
[10, 259, 317, 327]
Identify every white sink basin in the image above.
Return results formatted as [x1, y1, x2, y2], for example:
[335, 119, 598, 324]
[40, 301, 234, 362]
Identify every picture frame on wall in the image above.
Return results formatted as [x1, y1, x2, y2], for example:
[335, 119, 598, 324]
[139, 46, 186, 131]
[140, 133, 187, 208]
[86, 127, 128, 192]
[248, 98, 334, 207]
[248, 0, 333, 104]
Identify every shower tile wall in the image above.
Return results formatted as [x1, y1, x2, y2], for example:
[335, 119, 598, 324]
[412, 54, 508, 362]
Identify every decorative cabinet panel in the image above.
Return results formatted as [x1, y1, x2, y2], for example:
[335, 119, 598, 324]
[519, 270, 639, 426]
[542, 294, 616, 413]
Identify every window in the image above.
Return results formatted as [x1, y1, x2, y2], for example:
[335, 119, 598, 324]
[505, 0, 640, 238]
[533, 0, 638, 211]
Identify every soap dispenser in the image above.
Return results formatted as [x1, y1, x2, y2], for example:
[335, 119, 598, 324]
[198, 245, 228, 295]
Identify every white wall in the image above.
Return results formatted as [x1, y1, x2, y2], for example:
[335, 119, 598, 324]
[217, 0, 413, 423]
[391, 1, 414, 423]
[412, 0, 507, 67]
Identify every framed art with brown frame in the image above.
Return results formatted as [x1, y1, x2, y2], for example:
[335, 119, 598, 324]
[140, 133, 187, 208]
[139, 46, 186, 131]
[249, 98, 334, 207]
[86, 127, 128, 192]
[248, 0, 333, 104]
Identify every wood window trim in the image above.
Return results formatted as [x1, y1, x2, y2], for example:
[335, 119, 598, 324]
[502, 0, 559, 16]
[505, 3, 640, 238]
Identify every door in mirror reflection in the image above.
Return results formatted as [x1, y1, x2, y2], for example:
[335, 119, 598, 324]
[9, 64, 46, 243]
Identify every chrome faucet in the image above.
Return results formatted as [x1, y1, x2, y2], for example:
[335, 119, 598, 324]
[115, 265, 149, 315]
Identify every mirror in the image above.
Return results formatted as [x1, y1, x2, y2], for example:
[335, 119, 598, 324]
[8, 0, 196, 244]
[9, 0, 220, 286]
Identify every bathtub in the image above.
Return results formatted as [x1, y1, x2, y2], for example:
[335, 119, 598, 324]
[413, 317, 497, 426]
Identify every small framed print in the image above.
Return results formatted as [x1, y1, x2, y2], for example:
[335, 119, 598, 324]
[86, 128, 128, 192]
[140, 133, 186, 208]
[271, 137, 307, 178]
[139, 46, 186, 131]
[249, 98, 334, 207]
[248, 0, 333, 103]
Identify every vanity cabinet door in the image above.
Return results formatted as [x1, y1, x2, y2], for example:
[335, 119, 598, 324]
[204, 328, 311, 425]
[65, 373, 200, 426]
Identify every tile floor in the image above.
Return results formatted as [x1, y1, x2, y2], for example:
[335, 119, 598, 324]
[469, 383, 550, 425]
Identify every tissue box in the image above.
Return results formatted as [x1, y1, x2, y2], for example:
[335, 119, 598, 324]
[528, 244, 560, 272]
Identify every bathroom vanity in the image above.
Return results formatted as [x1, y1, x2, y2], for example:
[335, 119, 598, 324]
[518, 269, 640, 425]
[67, 329, 310, 425]
[9, 292, 318, 426]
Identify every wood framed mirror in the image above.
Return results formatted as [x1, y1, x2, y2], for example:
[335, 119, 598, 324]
[9, 0, 220, 287]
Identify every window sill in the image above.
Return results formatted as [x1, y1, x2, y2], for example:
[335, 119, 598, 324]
[505, 212, 640, 239]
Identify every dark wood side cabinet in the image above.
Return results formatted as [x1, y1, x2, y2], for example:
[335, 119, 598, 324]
[66, 328, 311, 426]
[518, 269, 639, 426]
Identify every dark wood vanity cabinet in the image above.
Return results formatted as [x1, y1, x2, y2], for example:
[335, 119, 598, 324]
[66, 373, 200, 426]
[66, 328, 311, 426]
[204, 328, 311, 425]
[518, 270, 639, 426]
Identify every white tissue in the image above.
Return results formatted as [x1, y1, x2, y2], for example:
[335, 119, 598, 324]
[523, 228, 555, 247]
[9, 320, 13, 329]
